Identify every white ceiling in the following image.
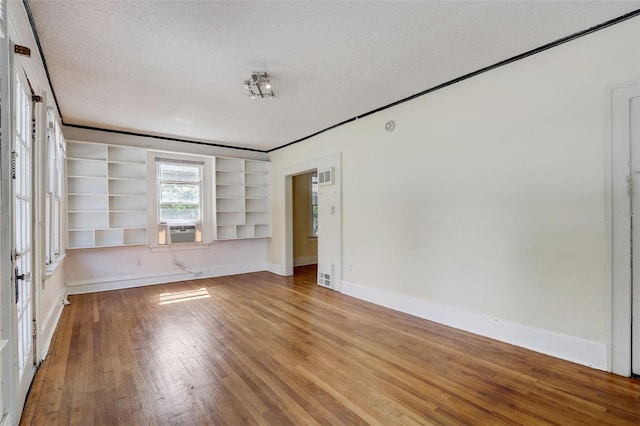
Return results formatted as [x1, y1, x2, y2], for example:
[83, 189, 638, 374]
[26, 1, 640, 151]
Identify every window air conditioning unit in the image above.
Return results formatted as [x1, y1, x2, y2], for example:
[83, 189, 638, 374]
[158, 223, 202, 245]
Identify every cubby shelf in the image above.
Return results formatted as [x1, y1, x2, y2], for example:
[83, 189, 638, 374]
[213, 157, 271, 240]
[67, 141, 148, 249]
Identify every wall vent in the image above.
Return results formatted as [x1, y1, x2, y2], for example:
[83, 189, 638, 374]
[317, 263, 333, 289]
[318, 167, 334, 186]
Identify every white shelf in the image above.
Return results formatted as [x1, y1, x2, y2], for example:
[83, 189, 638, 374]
[67, 141, 148, 249]
[213, 157, 271, 240]
[67, 143, 107, 161]
[108, 145, 146, 163]
[246, 186, 268, 199]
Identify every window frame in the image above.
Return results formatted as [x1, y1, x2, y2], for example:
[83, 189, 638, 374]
[157, 160, 204, 224]
[147, 151, 212, 248]
[44, 111, 64, 266]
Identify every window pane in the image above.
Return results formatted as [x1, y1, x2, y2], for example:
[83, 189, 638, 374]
[160, 163, 200, 182]
[158, 161, 202, 224]
[160, 183, 199, 204]
[160, 204, 200, 221]
[159, 183, 200, 221]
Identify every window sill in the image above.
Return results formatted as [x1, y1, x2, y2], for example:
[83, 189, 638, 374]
[150, 243, 211, 253]
[44, 253, 67, 281]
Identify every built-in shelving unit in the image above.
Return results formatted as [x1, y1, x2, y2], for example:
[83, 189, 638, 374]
[67, 141, 148, 249]
[214, 157, 270, 240]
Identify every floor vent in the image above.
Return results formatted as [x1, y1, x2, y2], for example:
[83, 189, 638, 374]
[317, 263, 333, 288]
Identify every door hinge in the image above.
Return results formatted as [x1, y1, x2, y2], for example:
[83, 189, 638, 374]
[32, 95, 42, 103]
[14, 44, 31, 57]
[11, 150, 17, 179]
[628, 175, 633, 197]
[33, 319, 37, 339]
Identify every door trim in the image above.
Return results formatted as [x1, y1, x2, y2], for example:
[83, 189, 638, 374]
[0, 31, 16, 426]
[609, 80, 640, 376]
[281, 153, 342, 289]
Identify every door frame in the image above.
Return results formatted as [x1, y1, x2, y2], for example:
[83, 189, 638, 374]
[609, 80, 640, 376]
[282, 153, 342, 290]
[0, 10, 17, 425]
[12, 59, 37, 416]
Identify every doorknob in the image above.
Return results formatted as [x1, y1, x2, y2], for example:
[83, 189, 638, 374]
[14, 267, 30, 304]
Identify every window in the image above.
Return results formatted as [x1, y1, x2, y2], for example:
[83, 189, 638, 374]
[45, 113, 64, 264]
[311, 172, 318, 236]
[157, 160, 203, 223]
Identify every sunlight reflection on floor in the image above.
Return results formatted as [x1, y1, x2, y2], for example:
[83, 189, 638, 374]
[159, 288, 210, 305]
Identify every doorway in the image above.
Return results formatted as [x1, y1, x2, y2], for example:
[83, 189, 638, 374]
[282, 153, 342, 290]
[611, 81, 640, 377]
[292, 171, 318, 276]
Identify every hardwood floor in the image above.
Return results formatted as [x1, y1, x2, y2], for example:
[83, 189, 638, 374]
[20, 265, 640, 425]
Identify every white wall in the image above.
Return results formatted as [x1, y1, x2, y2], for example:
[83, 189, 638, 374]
[268, 17, 640, 369]
[65, 239, 267, 294]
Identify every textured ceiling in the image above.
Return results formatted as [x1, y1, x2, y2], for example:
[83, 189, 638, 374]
[25, 1, 640, 151]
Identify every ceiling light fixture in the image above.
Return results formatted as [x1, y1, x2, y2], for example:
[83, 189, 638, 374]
[243, 72, 276, 99]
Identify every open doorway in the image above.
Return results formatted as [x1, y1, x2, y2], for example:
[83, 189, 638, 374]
[282, 152, 342, 291]
[292, 171, 318, 278]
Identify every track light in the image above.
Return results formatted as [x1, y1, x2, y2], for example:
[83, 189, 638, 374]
[243, 72, 276, 99]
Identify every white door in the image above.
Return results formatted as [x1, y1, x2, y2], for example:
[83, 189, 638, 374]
[13, 65, 36, 409]
[632, 94, 640, 377]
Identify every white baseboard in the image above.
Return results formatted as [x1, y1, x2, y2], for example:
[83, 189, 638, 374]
[66, 262, 267, 295]
[267, 263, 285, 276]
[341, 280, 607, 370]
[294, 256, 318, 267]
[39, 296, 66, 360]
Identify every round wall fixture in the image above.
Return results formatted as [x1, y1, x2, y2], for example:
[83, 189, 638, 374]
[385, 120, 395, 132]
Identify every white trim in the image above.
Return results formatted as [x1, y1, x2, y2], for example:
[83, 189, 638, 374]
[150, 243, 212, 253]
[267, 263, 285, 276]
[43, 252, 66, 280]
[342, 280, 607, 370]
[281, 153, 342, 288]
[294, 256, 318, 267]
[66, 262, 267, 295]
[38, 295, 65, 360]
[609, 81, 640, 376]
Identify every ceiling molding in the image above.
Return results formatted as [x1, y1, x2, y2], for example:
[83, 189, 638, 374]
[63, 123, 267, 153]
[23, 2, 640, 154]
[268, 7, 640, 153]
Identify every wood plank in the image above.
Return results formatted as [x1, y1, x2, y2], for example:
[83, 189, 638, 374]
[19, 265, 640, 425]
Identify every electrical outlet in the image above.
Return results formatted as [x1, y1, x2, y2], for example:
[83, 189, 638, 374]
[347, 263, 352, 271]
[136, 258, 142, 267]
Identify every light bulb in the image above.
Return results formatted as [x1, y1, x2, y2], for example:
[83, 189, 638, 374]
[264, 81, 272, 90]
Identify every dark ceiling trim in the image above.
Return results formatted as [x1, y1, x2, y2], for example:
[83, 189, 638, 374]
[63, 123, 266, 153]
[22, 0, 63, 119]
[267, 8, 640, 153]
[21, 2, 640, 154]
